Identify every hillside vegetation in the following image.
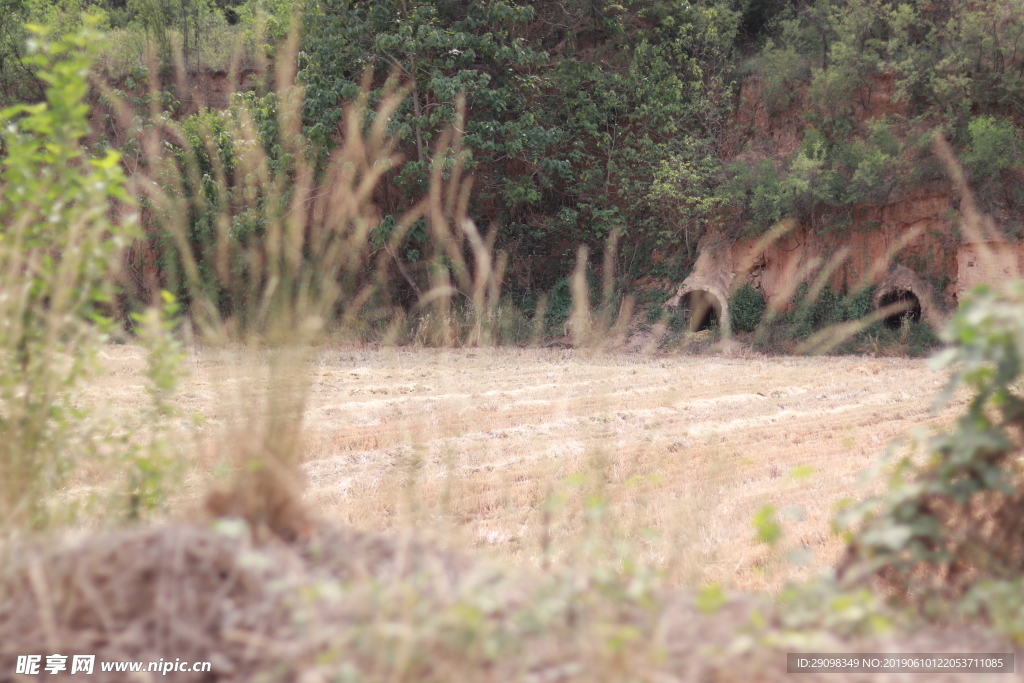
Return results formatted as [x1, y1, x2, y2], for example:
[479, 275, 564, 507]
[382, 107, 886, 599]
[4, 0, 1024, 330]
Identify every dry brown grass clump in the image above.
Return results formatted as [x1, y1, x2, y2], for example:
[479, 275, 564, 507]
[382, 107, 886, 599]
[0, 520, 1015, 683]
[0, 522, 473, 681]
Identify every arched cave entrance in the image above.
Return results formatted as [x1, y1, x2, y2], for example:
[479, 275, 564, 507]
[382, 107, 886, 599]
[878, 288, 922, 329]
[680, 290, 721, 332]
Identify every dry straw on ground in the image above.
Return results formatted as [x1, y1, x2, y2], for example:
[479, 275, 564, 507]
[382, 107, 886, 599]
[73, 344, 966, 593]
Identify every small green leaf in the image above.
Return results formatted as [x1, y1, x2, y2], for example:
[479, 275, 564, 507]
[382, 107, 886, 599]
[789, 464, 815, 480]
[697, 583, 727, 613]
[753, 504, 782, 546]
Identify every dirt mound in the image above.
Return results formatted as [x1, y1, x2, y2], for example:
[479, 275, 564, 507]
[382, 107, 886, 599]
[0, 523, 472, 681]
[1, 520, 1017, 682]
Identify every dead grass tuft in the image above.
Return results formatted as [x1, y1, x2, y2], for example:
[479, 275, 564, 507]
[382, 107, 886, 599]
[0, 522, 474, 681]
[0, 521, 1013, 682]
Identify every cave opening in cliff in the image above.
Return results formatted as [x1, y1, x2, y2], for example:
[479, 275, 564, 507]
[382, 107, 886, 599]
[680, 290, 721, 332]
[878, 289, 922, 329]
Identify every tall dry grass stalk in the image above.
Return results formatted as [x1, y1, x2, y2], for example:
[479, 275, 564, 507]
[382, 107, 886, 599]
[101, 32, 526, 538]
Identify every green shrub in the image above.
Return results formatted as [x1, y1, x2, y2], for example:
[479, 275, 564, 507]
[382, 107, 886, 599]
[782, 285, 875, 341]
[0, 20, 168, 527]
[635, 289, 671, 306]
[298, 0, 735, 285]
[904, 320, 940, 358]
[667, 306, 686, 334]
[838, 280, 1024, 603]
[544, 275, 605, 337]
[543, 278, 574, 336]
[730, 282, 765, 333]
[964, 115, 1024, 182]
[718, 158, 790, 235]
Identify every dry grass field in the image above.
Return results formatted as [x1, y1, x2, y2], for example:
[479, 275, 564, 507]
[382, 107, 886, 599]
[82, 344, 965, 593]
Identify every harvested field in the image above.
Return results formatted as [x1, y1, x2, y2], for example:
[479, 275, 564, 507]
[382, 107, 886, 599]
[86, 345, 965, 592]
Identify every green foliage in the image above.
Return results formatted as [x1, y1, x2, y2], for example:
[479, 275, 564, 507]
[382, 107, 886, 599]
[544, 275, 603, 337]
[556, 26, 734, 248]
[0, 20, 138, 526]
[6, 0, 1024, 300]
[646, 250, 693, 281]
[961, 579, 1024, 643]
[158, 94, 288, 317]
[125, 290, 185, 519]
[635, 288, 670, 307]
[8, 0, 1021, 354]
[729, 282, 765, 333]
[748, 284, 926, 356]
[299, 0, 549, 172]
[768, 0, 1024, 130]
[767, 581, 896, 639]
[721, 120, 908, 236]
[908, 320, 941, 356]
[235, 0, 295, 46]
[0, 0, 42, 107]
[758, 35, 808, 114]
[297, 0, 559, 281]
[742, 0, 1024, 236]
[964, 115, 1024, 183]
[666, 306, 687, 334]
[696, 583, 726, 614]
[783, 284, 871, 340]
[753, 503, 781, 546]
[838, 279, 1024, 602]
[0, 0, 276, 92]
[297, 0, 736, 288]
[717, 159, 788, 236]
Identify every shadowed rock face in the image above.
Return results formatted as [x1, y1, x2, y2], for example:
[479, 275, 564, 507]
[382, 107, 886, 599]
[680, 290, 721, 332]
[878, 289, 922, 329]
[870, 264, 940, 330]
